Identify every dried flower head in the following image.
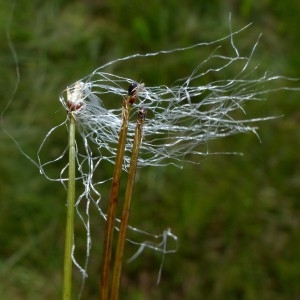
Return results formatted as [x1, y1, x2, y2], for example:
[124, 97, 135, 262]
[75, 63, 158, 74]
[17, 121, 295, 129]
[66, 81, 85, 112]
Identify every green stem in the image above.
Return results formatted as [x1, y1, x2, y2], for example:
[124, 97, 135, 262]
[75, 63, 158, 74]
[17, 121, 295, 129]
[110, 109, 145, 300]
[62, 114, 76, 300]
[100, 99, 131, 300]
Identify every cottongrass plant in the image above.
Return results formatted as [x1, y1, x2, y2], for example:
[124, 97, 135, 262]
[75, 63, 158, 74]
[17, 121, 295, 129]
[36, 23, 299, 299]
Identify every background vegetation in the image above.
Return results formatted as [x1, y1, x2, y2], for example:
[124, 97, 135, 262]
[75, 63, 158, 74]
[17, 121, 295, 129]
[0, 0, 299, 299]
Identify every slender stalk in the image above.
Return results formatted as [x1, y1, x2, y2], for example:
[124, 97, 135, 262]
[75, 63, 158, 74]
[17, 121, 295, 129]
[62, 114, 76, 300]
[100, 99, 131, 300]
[110, 109, 145, 300]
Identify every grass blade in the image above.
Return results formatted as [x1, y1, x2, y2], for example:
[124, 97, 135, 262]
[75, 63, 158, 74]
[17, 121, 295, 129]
[62, 114, 76, 300]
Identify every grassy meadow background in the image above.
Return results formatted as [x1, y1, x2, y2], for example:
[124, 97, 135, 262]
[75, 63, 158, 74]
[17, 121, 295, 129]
[0, 1, 300, 299]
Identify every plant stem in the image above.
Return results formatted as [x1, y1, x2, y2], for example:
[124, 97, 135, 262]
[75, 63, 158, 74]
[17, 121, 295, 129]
[62, 114, 76, 300]
[100, 99, 131, 300]
[110, 109, 145, 300]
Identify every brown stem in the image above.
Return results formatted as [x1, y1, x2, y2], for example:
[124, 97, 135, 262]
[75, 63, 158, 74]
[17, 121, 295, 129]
[110, 109, 145, 300]
[100, 99, 131, 300]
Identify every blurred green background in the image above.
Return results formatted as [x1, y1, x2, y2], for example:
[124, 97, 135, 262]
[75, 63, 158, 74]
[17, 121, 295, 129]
[0, 1, 299, 299]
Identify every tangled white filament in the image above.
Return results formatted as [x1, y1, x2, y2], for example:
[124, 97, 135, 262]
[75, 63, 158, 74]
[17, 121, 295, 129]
[37, 23, 297, 287]
[58, 25, 285, 174]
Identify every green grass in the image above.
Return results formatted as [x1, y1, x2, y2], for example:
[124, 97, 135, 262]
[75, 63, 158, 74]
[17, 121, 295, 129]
[1, 1, 300, 299]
